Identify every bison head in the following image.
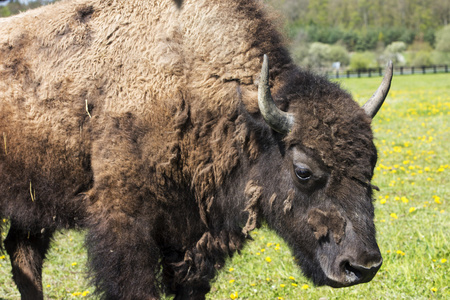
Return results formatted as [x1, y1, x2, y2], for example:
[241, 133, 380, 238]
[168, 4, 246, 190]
[255, 55, 392, 287]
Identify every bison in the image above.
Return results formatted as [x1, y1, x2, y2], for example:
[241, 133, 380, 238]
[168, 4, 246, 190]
[0, 0, 392, 299]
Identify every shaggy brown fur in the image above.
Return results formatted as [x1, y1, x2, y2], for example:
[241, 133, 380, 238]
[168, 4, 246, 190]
[1, 0, 385, 299]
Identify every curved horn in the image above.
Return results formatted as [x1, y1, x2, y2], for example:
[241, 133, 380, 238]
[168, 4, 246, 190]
[258, 54, 295, 134]
[362, 61, 393, 118]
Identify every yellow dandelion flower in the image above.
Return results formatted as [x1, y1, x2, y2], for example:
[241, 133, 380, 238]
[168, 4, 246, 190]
[390, 213, 398, 219]
[265, 257, 272, 263]
[261, 248, 265, 252]
[71, 262, 77, 266]
[401, 196, 409, 203]
[82, 291, 90, 297]
[396, 250, 405, 256]
[266, 277, 271, 282]
[230, 291, 238, 299]
[380, 198, 386, 204]
[289, 276, 295, 280]
[229, 267, 234, 272]
[267, 243, 273, 247]
[431, 288, 437, 293]
[256, 252, 260, 256]
[291, 283, 298, 287]
[229, 279, 235, 284]
[250, 283, 256, 287]
[0, 255, 5, 260]
[46, 285, 50, 288]
[433, 196, 441, 204]
[441, 258, 447, 263]
[409, 207, 416, 213]
[301, 284, 309, 290]
[72, 292, 82, 296]
[280, 284, 286, 288]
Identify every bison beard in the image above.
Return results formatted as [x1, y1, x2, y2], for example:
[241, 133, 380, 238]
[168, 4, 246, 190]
[0, 0, 391, 299]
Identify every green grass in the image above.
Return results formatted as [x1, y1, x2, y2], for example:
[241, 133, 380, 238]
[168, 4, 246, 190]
[1, 73, 448, 299]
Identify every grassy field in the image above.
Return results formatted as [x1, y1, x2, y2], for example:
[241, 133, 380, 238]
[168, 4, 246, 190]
[1, 73, 448, 299]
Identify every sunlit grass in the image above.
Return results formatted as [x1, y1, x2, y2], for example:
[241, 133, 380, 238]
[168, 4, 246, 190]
[1, 74, 448, 299]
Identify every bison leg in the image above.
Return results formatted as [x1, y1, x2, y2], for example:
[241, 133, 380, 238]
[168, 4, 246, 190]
[4, 223, 53, 300]
[86, 217, 161, 299]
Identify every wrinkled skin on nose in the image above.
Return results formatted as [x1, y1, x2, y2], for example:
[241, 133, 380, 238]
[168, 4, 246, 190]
[307, 207, 383, 287]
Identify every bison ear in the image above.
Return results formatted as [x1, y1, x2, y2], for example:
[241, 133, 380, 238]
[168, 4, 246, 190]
[258, 54, 295, 134]
[362, 61, 393, 119]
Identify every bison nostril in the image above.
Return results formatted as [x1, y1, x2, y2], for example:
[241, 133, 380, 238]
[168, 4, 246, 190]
[343, 261, 363, 281]
[342, 260, 382, 283]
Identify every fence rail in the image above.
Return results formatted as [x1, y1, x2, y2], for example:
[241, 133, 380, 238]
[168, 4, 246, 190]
[324, 65, 449, 79]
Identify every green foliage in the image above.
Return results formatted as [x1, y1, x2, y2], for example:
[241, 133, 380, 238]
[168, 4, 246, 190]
[435, 25, 450, 52]
[0, 5, 11, 17]
[410, 51, 433, 67]
[349, 52, 377, 70]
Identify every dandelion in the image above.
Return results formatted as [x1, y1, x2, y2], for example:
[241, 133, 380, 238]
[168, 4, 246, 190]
[433, 195, 441, 204]
[267, 243, 273, 247]
[288, 276, 295, 281]
[228, 267, 234, 272]
[250, 283, 256, 286]
[71, 262, 77, 267]
[409, 207, 416, 213]
[401, 196, 409, 203]
[431, 287, 437, 293]
[265, 257, 272, 263]
[380, 198, 386, 204]
[280, 284, 286, 288]
[229, 279, 235, 284]
[441, 258, 447, 263]
[230, 291, 238, 299]
[0, 255, 5, 260]
[261, 248, 265, 252]
[82, 291, 90, 297]
[301, 284, 309, 290]
[72, 292, 82, 296]
[396, 250, 405, 256]
[291, 283, 298, 287]
[390, 213, 398, 219]
[256, 252, 260, 256]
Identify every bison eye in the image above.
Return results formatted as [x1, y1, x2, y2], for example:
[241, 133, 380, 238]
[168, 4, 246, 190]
[294, 165, 312, 181]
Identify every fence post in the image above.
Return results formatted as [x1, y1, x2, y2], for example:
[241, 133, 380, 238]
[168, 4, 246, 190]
[412, 66, 415, 74]
[446, 65, 448, 73]
[368, 69, 372, 77]
[433, 65, 437, 73]
[347, 70, 350, 78]
[379, 68, 382, 76]
[400, 66, 403, 75]
[422, 66, 426, 74]
[358, 69, 361, 78]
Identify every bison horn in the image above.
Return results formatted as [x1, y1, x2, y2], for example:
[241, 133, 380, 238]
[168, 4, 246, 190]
[362, 61, 393, 118]
[258, 54, 295, 134]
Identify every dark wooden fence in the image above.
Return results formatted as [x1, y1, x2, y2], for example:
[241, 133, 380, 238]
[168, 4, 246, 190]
[325, 65, 449, 79]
